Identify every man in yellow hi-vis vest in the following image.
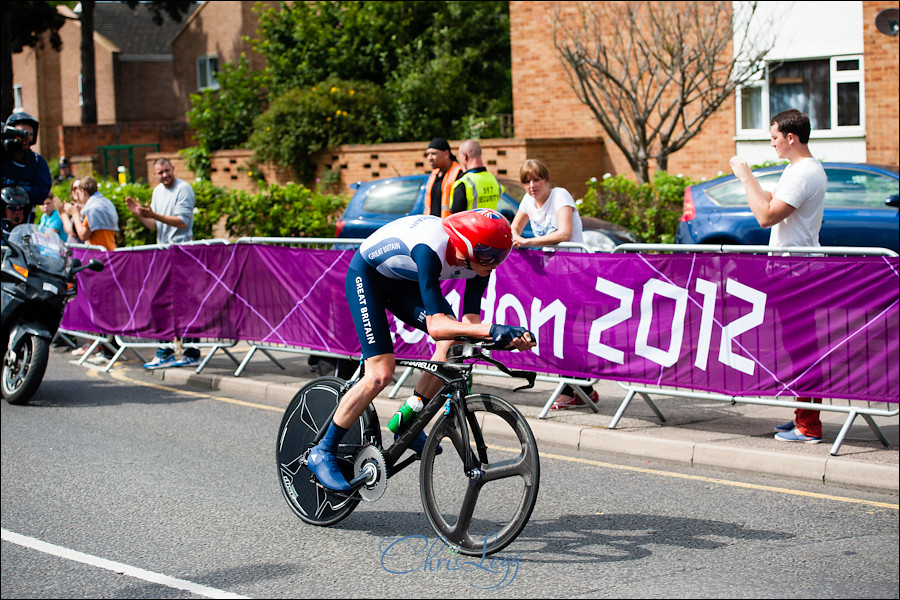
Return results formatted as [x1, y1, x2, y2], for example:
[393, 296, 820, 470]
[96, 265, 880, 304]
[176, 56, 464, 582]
[423, 138, 464, 218]
[450, 140, 504, 214]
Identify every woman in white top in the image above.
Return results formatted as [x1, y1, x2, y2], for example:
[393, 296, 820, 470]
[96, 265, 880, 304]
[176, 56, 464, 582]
[511, 159, 583, 249]
[510, 158, 596, 410]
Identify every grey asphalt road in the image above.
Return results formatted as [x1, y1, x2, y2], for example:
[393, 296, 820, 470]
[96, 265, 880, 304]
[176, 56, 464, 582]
[2, 352, 898, 599]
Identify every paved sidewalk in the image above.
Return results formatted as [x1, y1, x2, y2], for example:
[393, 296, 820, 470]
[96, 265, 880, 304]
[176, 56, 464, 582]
[109, 344, 898, 495]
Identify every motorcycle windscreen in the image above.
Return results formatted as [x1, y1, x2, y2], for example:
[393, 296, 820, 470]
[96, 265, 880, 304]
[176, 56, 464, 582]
[9, 224, 66, 273]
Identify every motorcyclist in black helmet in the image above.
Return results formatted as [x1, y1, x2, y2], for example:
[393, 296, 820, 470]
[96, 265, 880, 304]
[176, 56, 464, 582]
[1, 113, 53, 223]
[1, 185, 30, 242]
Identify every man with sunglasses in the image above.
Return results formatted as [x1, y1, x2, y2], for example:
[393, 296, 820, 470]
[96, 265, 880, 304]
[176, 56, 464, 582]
[306, 208, 536, 491]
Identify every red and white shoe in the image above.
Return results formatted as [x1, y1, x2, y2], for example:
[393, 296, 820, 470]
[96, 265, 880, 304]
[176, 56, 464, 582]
[551, 395, 586, 410]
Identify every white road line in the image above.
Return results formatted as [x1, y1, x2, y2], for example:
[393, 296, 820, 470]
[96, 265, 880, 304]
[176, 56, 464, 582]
[1, 528, 251, 599]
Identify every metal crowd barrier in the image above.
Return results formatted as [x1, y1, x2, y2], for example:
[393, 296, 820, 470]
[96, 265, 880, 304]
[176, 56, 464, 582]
[58, 235, 897, 455]
[107, 336, 240, 374]
[605, 243, 899, 456]
[61, 239, 238, 373]
[53, 329, 119, 366]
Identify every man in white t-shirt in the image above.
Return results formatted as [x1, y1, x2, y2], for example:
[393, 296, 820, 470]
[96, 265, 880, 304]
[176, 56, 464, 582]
[125, 157, 199, 369]
[729, 108, 827, 444]
[126, 158, 195, 245]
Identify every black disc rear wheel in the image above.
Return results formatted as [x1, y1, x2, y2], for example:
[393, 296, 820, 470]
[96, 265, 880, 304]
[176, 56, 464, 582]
[276, 377, 371, 526]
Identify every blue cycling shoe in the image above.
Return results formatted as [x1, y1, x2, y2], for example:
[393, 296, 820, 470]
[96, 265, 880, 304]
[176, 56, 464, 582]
[395, 431, 442, 455]
[306, 444, 351, 491]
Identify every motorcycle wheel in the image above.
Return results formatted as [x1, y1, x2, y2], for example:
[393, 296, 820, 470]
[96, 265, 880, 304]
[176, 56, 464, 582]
[2, 334, 50, 405]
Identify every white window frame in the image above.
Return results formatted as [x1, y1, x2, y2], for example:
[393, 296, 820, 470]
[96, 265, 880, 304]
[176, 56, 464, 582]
[196, 54, 220, 91]
[13, 85, 23, 111]
[735, 54, 865, 140]
[78, 74, 84, 107]
[831, 56, 865, 130]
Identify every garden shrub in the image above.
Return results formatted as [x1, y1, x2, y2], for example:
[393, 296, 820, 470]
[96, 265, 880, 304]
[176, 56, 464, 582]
[191, 179, 230, 240]
[224, 182, 348, 239]
[185, 54, 269, 180]
[46, 174, 347, 245]
[579, 171, 696, 244]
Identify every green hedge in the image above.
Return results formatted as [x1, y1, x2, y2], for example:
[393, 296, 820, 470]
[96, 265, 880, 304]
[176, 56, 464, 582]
[223, 181, 349, 239]
[578, 171, 697, 244]
[249, 78, 387, 182]
[48, 178, 349, 246]
[44, 169, 696, 247]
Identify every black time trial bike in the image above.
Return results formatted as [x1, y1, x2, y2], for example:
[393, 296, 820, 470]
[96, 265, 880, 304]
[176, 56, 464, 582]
[275, 337, 540, 556]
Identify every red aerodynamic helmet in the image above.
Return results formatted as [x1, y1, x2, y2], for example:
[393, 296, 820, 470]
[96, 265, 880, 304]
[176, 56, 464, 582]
[442, 208, 512, 267]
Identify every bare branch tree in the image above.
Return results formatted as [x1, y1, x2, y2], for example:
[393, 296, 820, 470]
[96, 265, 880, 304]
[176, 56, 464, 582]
[553, 1, 780, 182]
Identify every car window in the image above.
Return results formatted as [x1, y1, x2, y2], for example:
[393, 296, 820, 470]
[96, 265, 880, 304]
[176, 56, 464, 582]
[493, 178, 526, 221]
[823, 168, 899, 209]
[362, 178, 423, 214]
[499, 178, 526, 203]
[705, 173, 781, 206]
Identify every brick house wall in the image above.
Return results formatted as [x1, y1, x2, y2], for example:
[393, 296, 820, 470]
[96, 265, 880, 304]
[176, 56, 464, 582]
[62, 121, 192, 182]
[863, 1, 900, 167]
[11, 4, 177, 158]
[8, 9, 95, 159]
[11, 45, 43, 152]
[115, 60, 180, 122]
[314, 138, 607, 199]
[172, 1, 276, 116]
[54, 5, 120, 127]
[147, 136, 607, 200]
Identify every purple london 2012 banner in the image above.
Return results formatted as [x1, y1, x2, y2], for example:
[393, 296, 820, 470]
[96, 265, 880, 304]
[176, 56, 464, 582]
[61, 244, 899, 404]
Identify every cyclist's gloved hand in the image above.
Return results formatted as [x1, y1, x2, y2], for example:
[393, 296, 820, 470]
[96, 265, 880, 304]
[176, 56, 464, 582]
[490, 324, 531, 348]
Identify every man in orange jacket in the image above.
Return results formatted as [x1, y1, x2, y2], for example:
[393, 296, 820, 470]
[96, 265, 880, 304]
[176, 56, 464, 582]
[423, 137, 463, 218]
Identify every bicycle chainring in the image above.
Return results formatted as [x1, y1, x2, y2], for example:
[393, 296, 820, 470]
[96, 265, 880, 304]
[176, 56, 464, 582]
[353, 444, 387, 502]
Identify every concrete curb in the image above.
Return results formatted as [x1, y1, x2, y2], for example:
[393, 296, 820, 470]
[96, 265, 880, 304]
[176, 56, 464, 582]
[824, 458, 900, 493]
[149, 367, 898, 495]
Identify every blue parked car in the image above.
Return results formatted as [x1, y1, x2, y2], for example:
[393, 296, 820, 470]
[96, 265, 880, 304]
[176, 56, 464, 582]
[676, 163, 899, 252]
[335, 174, 637, 252]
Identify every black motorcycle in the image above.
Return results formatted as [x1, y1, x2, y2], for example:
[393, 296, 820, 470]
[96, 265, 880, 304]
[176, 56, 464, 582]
[1, 224, 103, 404]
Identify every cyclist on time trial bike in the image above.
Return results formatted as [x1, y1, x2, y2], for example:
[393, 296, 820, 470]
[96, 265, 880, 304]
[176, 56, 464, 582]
[308, 208, 536, 491]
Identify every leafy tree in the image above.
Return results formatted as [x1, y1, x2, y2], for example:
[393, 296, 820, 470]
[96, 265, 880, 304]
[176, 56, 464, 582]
[384, 1, 512, 140]
[254, 1, 437, 94]
[185, 54, 270, 178]
[249, 78, 387, 181]
[554, 1, 778, 183]
[188, 55, 269, 152]
[1, 1, 66, 119]
[252, 1, 512, 140]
